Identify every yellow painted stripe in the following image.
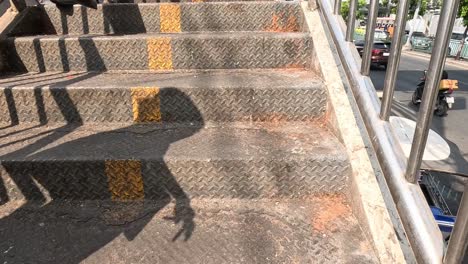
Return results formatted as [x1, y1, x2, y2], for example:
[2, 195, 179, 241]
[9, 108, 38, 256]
[160, 4, 181, 33]
[147, 37, 173, 70]
[105, 160, 144, 201]
[131, 87, 161, 123]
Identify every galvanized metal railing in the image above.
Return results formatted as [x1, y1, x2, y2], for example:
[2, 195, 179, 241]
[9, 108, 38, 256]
[315, 0, 468, 262]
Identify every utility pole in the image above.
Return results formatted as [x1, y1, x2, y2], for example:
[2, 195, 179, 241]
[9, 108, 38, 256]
[386, 0, 392, 17]
[455, 26, 468, 60]
[404, 0, 422, 49]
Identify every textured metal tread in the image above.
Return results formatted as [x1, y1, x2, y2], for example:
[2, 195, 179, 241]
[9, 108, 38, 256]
[0, 69, 321, 88]
[9, 2, 305, 36]
[4, 32, 313, 72]
[8, 31, 309, 40]
[0, 122, 343, 160]
[0, 197, 378, 263]
[0, 122, 350, 199]
[0, 70, 326, 124]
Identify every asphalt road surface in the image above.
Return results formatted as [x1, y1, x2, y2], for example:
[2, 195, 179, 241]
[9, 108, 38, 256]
[369, 53, 468, 214]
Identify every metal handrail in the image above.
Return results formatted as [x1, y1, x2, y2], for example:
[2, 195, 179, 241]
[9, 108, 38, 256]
[380, 0, 411, 121]
[360, 0, 379, 75]
[445, 184, 468, 263]
[405, 0, 460, 184]
[344, 0, 356, 42]
[319, 0, 468, 264]
[315, 0, 467, 262]
[381, 0, 467, 261]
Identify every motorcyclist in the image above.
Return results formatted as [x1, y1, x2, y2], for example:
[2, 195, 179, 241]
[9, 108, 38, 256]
[414, 70, 449, 103]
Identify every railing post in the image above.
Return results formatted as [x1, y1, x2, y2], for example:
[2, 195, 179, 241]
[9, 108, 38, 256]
[360, 0, 379, 76]
[334, 0, 342, 15]
[405, 0, 461, 183]
[444, 183, 468, 264]
[345, 0, 357, 42]
[379, 0, 411, 121]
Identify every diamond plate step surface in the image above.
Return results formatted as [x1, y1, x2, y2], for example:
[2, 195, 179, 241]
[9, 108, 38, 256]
[4, 32, 312, 72]
[0, 122, 350, 201]
[0, 197, 378, 263]
[0, 70, 326, 124]
[9, 2, 305, 36]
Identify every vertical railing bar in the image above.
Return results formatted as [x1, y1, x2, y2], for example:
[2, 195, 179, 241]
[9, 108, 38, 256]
[334, 0, 342, 15]
[345, 0, 357, 42]
[360, 0, 379, 76]
[444, 184, 468, 264]
[379, 0, 411, 121]
[405, 0, 460, 183]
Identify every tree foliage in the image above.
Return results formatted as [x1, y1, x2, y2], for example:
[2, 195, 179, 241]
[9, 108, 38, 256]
[409, 0, 428, 17]
[388, 0, 427, 17]
[459, 0, 468, 27]
[340, 0, 368, 21]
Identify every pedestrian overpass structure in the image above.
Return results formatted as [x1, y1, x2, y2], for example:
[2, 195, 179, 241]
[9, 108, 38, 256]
[0, 0, 466, 263]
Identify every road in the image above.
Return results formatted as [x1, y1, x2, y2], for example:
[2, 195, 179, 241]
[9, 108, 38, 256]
[369, 53, 468, 213]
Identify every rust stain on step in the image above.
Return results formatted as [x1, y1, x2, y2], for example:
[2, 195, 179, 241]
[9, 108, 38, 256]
[311, 194, 351, 232]
[131, 87, 161, 123]
[265, 13, 299, 32]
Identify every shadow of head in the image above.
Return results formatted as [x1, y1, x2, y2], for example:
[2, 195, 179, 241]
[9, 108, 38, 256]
[0, 88, 202, 258]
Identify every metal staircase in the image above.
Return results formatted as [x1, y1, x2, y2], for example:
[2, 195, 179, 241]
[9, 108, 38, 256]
[0, 0, 409, 263]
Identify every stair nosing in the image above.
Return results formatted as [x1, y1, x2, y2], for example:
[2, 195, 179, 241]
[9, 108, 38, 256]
[6, 31, 311, 41]
[0, 70, 324, 89]
[0, 122, 347, 162]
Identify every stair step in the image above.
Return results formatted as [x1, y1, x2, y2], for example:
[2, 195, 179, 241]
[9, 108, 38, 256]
[10, 2, 305, 36]
[0, 198, 377, 263]
[0, 70, 326, 124]
[0, 122, 349, 201]
[4, 32, 312, 72]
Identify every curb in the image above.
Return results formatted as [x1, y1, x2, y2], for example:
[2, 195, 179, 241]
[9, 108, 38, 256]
[403, 50, 468, 69]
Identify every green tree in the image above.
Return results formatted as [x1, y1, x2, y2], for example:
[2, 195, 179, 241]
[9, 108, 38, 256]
[341, 0, 368, 21]
[456, 0, 468, 60]
[381, 0, 397, 16]
[390, 0, 429, 17]
[409, 0, 428, 17]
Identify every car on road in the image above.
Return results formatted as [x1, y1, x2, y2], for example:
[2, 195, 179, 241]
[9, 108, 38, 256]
[412, 37, 432, 50]
[451, 32, 468, 43]
[354, 40, 391, 69]
[374, 30, 390, 41]
[405, 31, 427, 45]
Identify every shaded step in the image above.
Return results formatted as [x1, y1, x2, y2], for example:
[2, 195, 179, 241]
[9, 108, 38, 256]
[0, 122, 350, 201]
[0, 70, 326, 124]
[0, 198, 377, 263]
[10, 2, 305, 36]
[4, 32, 312, 72]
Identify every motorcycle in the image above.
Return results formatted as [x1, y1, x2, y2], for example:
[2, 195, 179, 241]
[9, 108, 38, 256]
[411, 70, 457, 117]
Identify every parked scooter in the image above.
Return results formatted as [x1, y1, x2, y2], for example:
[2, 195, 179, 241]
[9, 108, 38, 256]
[411, 70, 457, 117]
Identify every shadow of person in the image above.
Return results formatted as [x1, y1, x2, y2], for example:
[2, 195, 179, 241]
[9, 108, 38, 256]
[0, 88, 202, 263]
